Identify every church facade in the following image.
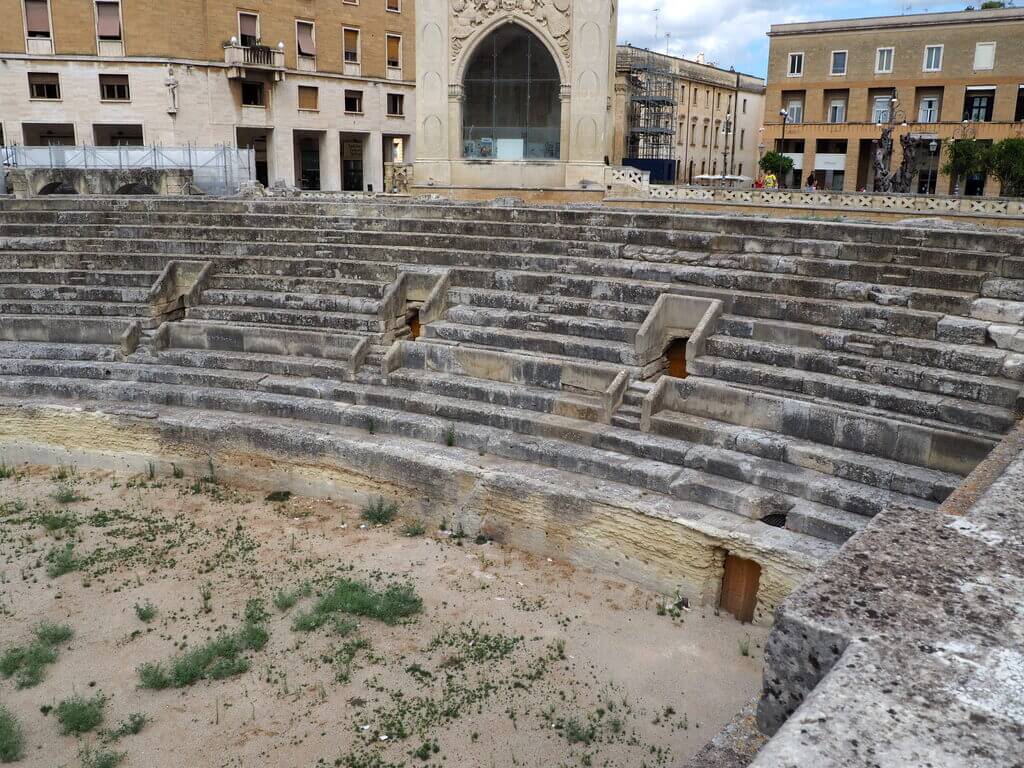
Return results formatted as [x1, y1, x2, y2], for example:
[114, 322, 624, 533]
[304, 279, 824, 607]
[414, 0, 619, 191]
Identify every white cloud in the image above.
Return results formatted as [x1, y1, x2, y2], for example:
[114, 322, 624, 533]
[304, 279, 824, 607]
[615, 0, 964, 77]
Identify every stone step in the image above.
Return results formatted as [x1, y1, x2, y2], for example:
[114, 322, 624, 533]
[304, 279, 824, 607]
[444, 305, 641, 345]
[151, 348, 354, 381]
[184, 305, 382, 333]
[0, 299, 145, 319]
[594, 428, 925, 520]
[199, 288, 380, 316]
[447, 287, 652, 324]
[384, 369, 608, 423]
[660, 377, 996, 475]
[209, 273, 387, 299]
[0, 315, 133, 346]
[0, 340, 123, 362]
[717, 314, 1013, 379]
[704, 334, 1021, 408]
[3, 206, 1014, 266]
[165, 320, 366, 363]
[689, 355, 1018, 434]
[0, 284, 150, 303]
[644, 409, 960, 503]
[422, 321, 638, 367]
[0, 269, 159, 288]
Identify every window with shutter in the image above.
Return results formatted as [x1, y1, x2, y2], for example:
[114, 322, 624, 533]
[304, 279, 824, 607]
[386, 35, 401, 68]
[28, 72, 60, 99]
[95, 1, 121, 40]
[99, 74, 130, 100]
[297, 86, 318, 110]
[974, 42, 995, 71]
[25, 0, 50, 37]
[344, 29, 360, 63]
[297, 22, 315, 56]
[239, 13, 259, 47]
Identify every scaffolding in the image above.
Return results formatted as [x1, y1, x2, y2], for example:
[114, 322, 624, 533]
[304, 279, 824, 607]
[619, 47, 677, 182]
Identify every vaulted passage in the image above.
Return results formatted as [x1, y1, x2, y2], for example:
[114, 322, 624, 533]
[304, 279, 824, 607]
[462, 23, 562, 160]
[665, 337, 689, 379]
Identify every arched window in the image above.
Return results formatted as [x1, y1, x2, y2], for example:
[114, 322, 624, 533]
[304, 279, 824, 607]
[462, 24, 561, 161]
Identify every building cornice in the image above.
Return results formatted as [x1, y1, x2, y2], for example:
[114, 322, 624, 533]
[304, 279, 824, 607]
[768, 7, 1024, 37]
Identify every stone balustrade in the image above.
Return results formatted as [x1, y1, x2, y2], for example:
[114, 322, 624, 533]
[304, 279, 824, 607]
[604, 166, 1024, 219]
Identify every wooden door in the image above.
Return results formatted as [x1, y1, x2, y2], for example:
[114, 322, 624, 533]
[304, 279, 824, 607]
[720, 554, 761, 623]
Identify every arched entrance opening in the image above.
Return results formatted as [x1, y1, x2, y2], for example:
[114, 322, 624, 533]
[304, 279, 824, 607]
[665, 337, 689, 379]
[462, 23, 561, 161]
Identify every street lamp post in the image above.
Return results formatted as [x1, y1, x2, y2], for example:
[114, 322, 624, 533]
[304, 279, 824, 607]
[926, 139, 938, 195]
[721, 114, 733, 179]
[778, 108, 789, 187]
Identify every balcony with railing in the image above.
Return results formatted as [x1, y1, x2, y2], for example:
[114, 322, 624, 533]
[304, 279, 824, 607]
[224, 43, 285, 82]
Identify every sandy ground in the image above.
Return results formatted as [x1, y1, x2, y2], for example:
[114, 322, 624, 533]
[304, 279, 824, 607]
[0, 464, 767, 768]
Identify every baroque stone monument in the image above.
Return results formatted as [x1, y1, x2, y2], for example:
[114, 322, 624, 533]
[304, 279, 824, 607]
[414, 0, 619, 190]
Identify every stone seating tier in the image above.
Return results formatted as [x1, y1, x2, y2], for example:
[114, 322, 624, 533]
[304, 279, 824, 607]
[0, 197, 1021, 556]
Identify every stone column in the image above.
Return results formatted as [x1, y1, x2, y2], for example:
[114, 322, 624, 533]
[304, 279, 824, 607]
[413, 0, 452, 186]
[271, 128, 296, 187]
[321, 131, 342, 192]
[365, 130, 385, 193]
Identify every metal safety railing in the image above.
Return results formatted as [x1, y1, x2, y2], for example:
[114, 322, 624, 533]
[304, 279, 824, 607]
[1, 144, 255, 195]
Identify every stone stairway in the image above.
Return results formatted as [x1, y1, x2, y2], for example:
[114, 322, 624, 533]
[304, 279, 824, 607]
[1, 196, 1022, 555]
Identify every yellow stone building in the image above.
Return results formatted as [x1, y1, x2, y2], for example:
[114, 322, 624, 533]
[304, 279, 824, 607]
[763, 6, 1024, 194]
[0, 0, 417, 191]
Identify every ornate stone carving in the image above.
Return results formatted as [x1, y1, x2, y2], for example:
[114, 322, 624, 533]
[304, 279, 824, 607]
[450, 0, 572, 66]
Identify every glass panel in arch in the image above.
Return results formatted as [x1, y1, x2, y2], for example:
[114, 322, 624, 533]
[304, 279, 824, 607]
[493, 79, 528, 159]
[463, 81, 495, 158]
[527, 80, 560, 158]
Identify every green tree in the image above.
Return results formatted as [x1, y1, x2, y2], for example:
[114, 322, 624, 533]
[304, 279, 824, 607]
[941, 138, 990, 195]
[759, 150, 794, 178]
[988, 138, 1024, 198]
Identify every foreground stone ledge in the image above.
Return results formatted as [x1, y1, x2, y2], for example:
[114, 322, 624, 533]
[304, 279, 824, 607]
[0, 397, 830, 623]
[752, 420, 1024, 767]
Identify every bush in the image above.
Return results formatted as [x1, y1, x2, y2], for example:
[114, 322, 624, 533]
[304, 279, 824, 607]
[360, 498, 398, 526]
[134, 601, 157, 623]
[759, 150, 794, 178]
[45, 542, 79, 578]
[0, 705, 24, 763]
[78, 745, 126, 768]
[292, 578, 422, 632]
[55, 693, 107, 736]
[990, 137, 1024, 197]
[0, 621, 73, 689]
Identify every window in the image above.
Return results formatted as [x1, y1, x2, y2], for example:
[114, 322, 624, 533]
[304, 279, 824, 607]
[95, 1, 121, 40]
[99, 74, 129, 100]
[974, 42, 995, 71]
[1016, 86, 1024, 122]
[239, 12, 259, 47]
[742, 98, 747, 114]
[923, 45, 942, 72]
[828, 99, 846, 124]
[296, 21, 315, 57]
[787, 100, 803, 124]
[964, 88, 995, 122]
[830, 51, 847, 76]
[876, 47, 893, 74]
[24, 0, 50, 38]
[919, 95, 940, 123]
[28, 72, 60, 99]
[787, 52, 803, 77]
[873, 95, 892, 123]
[241, 80, 264, 106]
[343, 28, 360, 63]
[702, 124, 708, 147]
[714, 120, 720, 148]
[680, 85, 685, 101]
[690, 119, 696, 146]
[461, 23, 561, 160]
[740, 129, 745, 150]
[344, 89, 363, 113]
[386, 34, 402, 69]
[386, 0, 400, 11]
[297, 85, 318, 110]
[387, 93, 404, 116]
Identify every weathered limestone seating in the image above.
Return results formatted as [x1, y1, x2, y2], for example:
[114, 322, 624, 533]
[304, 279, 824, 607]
[1, 197, 1022, 564]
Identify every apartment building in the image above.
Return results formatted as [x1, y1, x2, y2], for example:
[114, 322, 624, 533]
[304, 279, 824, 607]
[613, 45, 765, 184]
[0, 0, 416, 191]
[764, 6, 1024, 194]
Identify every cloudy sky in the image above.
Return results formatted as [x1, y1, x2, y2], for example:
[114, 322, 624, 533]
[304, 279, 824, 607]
[617, 0, 968, 77]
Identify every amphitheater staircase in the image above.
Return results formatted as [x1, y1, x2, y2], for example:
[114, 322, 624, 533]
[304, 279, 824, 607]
[1, 197, 1022, 558]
